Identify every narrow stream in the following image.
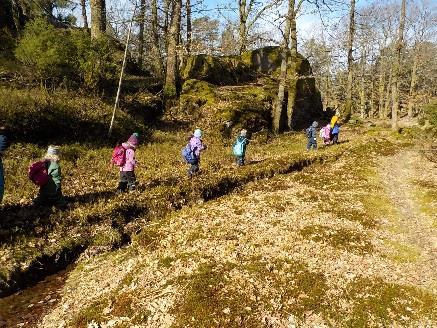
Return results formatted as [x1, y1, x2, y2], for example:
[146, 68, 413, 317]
[0, 265, 73, 327]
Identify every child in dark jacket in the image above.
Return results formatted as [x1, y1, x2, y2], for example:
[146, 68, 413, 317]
[117, 133, 139, 192]
[306, 121, 318, 150]
[187, 129, 207, 178]
[0, 125, 7, 203]
[32, 146, 67, 208]
[233, 129, 250, 166]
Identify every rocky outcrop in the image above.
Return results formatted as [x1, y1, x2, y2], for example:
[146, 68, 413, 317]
[180, 46, 323, 132]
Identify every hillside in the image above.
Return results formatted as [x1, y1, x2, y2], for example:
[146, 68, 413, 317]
[0, 125, 436, 327]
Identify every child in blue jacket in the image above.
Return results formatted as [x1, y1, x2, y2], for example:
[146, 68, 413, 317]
[306, 121, 318, 150]
[331, 123, 340, 144]
[233, 129, 250, 166]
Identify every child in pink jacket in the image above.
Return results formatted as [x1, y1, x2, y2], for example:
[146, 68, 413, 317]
[117, 133, 139, 192]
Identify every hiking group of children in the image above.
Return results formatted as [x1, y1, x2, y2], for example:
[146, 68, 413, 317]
[0, 118, 339, 208]
[306, 116, 341, 150]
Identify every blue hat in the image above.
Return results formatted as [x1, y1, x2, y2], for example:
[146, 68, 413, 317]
[193, 129, 202, 138]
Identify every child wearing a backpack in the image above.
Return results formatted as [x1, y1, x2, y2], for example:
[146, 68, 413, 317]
[116, 134, 139, 192]
[306, 121, 318, 150]
[233, 129, 250, 166]
[32, 145, 67, 209]
[331, 122, 340, 144]
[0, 125, 7, 203]
[185, 129, 207, 178]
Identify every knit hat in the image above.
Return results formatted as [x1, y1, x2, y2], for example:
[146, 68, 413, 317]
[45, 145, 60, 161]
[132, 132, 140, 138]
[312, 121, 319, 128]
[127, 134, 139, 147]
[240, 129, 247, 137]
[193, 129, 202, 138]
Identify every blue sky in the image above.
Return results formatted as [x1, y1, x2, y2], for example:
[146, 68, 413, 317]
[68, 0, 377, 44]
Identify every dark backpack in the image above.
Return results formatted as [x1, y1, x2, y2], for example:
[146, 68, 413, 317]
[28, 161, 50, 186]
[306, 127, 312, 138]
[181, 144, 197, 164]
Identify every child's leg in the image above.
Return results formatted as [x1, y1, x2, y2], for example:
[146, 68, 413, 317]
[117, 171, 128, 191]
[127, 171, 136, 190]
[306, 139, 312, 150]
[332, 134, 338, 144]
[53, 188, 67, 208]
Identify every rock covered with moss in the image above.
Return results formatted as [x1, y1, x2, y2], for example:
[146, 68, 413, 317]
[180, 46, 323, 132]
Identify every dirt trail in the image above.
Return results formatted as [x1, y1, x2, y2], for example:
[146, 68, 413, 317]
[378, 149, 437, 261]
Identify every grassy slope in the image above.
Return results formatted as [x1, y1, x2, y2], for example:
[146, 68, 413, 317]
[2, 126, 436, 327]
[0, 126, 359, 293]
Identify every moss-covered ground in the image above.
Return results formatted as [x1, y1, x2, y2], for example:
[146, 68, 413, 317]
[1, 126, 434, 327]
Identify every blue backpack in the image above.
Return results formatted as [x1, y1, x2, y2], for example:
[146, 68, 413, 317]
[233, 139, 245, 157]
[181, 144, 197, 164]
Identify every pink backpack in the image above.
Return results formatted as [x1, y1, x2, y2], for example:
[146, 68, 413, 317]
[28, 161, 50, 186]
[111, 145, 126, 167]
[321, 126, 331, 139]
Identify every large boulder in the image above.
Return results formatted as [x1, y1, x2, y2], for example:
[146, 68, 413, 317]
[180, 46, 323, 131]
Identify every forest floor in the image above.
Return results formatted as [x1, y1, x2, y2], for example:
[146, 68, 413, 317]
[0, 126, 435, 327]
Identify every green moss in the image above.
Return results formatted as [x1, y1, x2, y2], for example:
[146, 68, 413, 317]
[300, 225, 373, 254]
[244, 258, 329, 320]
[70, 298, 107, 327]
[172, 262, 261, 328]
[158, 256, 175, 268]
[132, 225, 162, 251]
[91, 226, 123, 248]
[333, 277, 437, 327]
[384, 240, 421, 263]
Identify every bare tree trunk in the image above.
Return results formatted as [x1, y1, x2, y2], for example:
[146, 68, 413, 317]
[391, 0, 406, 131]
[407, 50, 418, 118]
[286, 3, 298, 130]
[359, 47, 367, 119]
[81, 0, 88, 29]
[378, 61, 386, 118]
[324, 74, 330, 110]
[273, 0, 294, 133]
[138, 0, 146, 69]
[344, 0, 356, 121]
[238, 0, 248, 54]
[164, 0, 170, 43]
[90, 0, 106, 39]
[384, 67, 392, 118]
[151, 0, 163, 78]
[186, 0, 192, 55]
[164, 0, 182, 101]
[370, 67, 375, 118]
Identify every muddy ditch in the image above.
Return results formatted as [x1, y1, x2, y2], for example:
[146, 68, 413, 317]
[0, 140, 371, 299]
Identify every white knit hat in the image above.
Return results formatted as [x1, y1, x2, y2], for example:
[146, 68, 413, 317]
[45, 145, 60, 161]
[193, 129, 202, 138]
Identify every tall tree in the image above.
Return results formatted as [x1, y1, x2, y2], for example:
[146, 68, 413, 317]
[80, 0, 88, 29]
[90, 0, 106, 39]
[150, 0, 163, 77]
[391, 0, 406, 130]
[238, 0, 278, 54]
[138, 0, 146, 68]
[344, 0, 356, 121]
[164, 0, 182, 100]
[186, 0, 192, 55]
[273, 0, 294, 133]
